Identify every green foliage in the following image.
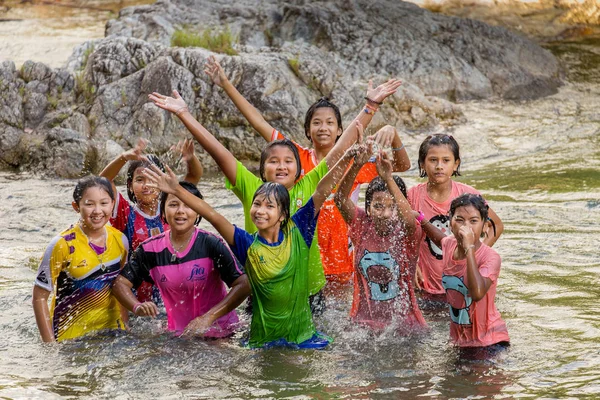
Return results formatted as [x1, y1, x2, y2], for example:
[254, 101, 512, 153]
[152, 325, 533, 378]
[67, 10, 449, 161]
[49, 113, 70, 128]
[80, 45, 95, 71]
[47, 94, 59, 110]
[288, 57, 300, 77]
[74, 72, 96, 105]
[171, 27, 238, 55]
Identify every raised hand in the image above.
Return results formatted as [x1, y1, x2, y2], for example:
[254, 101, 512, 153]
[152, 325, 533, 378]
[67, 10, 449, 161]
[457, 225, 476, 251]
[375, 151, 394, 181]
[143, 163, 180, 195]
[134, 301, 159, 318]
[354, 141, 373, 167]
[370, 125, 397, 149]
[366, 78, 402, 104]
[122, 138, 148, 162]
[148, 90, 188, 115]
[204, 55, 227, 88]
[170, 138, 195, 162]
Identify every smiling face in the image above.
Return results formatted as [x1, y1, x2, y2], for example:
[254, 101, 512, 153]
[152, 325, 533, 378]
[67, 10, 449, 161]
[368, 191, 398, 233]
[450, 205, 485, 240]
[250, 193, 284, 231]
[164, 194, 198, 235]
[262, 145, 298, 189]
[73, 186, 114, 234]
[421, 144, 460, 185]
[130, 166, 160, 207]
[307, 107, 342, 150]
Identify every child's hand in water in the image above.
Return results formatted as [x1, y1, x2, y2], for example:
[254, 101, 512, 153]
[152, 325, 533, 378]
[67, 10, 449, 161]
[375, 151, 393, 180]
[366, 78, 402, 104]
[143, 164, 180, 194]
[122, 138, 148, 161]
[457, 225, 476, 250]
[204, 55, 227, 88]
[148, 90, 188, 115]
[133, 301, 159, 318]
[182, 314, 214, 338]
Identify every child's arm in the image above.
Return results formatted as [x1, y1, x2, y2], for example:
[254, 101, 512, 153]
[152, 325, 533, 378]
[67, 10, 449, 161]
[419, 216, 446, 248]
[32, 286, 54, 342]
[143, 164, 236, 245]
[324, 79, 402, 169]
[205, 55, 275, 142]
[457, 226, 492, 301]
[99, 138, 148, 196]
[112, 275, 160, 317]
[370, 125, 410, 172]
[375, 151, 416, 236]
[183, 274, 250, 337]
[334, 143, 373, 224]
[172, 139, 203, 185]
[148, 91, 238, 186]
[484, 208, 504, 247]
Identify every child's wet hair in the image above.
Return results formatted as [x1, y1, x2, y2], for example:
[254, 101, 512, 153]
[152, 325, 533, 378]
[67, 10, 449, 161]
[259, 139, 302, 182]
[365, 176, 407, 216]
[449, 193, 496, 237]
[159, 181, 204, 225]
[252, 182, 291, 231]
[304, 97, 343, 142]
[418, 134, 461, 178]
[73, 176, 114, 205]
[126, 155, 165, 203]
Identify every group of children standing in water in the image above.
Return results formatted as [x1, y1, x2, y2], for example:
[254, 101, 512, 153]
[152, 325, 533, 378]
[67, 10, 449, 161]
[32, 56, 509, 353]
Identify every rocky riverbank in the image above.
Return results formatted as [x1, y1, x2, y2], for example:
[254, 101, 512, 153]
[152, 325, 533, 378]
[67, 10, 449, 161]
[0, 0, 562, 177]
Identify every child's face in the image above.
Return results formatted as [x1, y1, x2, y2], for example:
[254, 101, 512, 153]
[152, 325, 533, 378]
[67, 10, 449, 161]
[250, 194, 284, 231]
[73, 186, 114, 232]
[450, 205, 484, 240]
[263, 146, 298, 189]
[308, 107, 341, 149]
[368, 191, 398, 232]
[131, 166, 160, 205]
[164, 194, 197, 235]
[421, 144, 459, 185]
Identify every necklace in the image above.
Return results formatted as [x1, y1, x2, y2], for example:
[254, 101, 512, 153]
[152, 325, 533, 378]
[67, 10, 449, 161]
[169, 230, 194, 262]
[80, 224, 108, 271]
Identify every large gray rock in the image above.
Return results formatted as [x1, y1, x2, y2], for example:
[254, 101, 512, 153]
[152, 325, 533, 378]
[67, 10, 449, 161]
[0, 0, 563, 175]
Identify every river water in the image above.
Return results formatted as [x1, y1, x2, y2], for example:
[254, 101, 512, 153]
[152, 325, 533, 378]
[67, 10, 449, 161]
[1, 3, 600, 400]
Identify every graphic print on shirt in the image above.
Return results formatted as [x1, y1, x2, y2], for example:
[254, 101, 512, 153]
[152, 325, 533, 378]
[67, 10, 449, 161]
[359, 250, 400, 301]
[426, 215, 450, 260]
[442, 275, 472, 325]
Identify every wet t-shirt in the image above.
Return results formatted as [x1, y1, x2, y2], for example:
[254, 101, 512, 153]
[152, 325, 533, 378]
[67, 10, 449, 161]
[121, 228, 243, 337]
[347, 208, 426, 331]
[441, 236, 509, 347]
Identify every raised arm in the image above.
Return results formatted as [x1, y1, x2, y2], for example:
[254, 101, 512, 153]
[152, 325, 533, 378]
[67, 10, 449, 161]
[171, 139, 203, 185]
[324, 79, 402, 169]
[334, 143, 372, 224]
[370, 125, 410, 172]
[375, 151, 415, 236]
[457, 226, 492, 302]
[419, 216, 446, 247]
[143, 164, 235, 245]
[205, 56, 275, 142]
[99, 138, 147, 197]
[148, 90, 238, 185]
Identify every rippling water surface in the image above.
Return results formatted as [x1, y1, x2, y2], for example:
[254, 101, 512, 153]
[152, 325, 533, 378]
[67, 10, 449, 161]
[1, 7, 600, 399]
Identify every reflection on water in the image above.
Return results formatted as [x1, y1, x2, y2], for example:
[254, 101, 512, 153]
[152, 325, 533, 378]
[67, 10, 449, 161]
[1, 11, 600, 400]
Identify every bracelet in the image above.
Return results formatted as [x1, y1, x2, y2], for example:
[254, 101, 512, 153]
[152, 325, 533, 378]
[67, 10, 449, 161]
[392, 144, 405, 151]
[364, 96, 382, 105]
[132, 303, 142, 314]
[175, 106, 189, 117]
[365, 102, 378, 111]
[416, 210, 426, 224]
[363, 108, 375, 115]
[466, 245, 475, 252]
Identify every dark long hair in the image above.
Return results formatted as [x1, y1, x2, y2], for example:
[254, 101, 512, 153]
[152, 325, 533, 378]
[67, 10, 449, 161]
[126, 155, 165, 203]
[418, 134, 461, 178]
[259, 139, 302, 183]
[304, 97, 343, 142]
[73, 176, 114, 205]
[449, 193, 496, 237]
[159, 181, 204, 226]
[365, 176, 407, 216]
[252, 182, 291, 231]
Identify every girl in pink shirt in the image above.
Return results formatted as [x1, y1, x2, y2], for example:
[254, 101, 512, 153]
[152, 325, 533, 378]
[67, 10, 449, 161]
[408, 134, 504, 301]
[421, 193, 509, 349]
